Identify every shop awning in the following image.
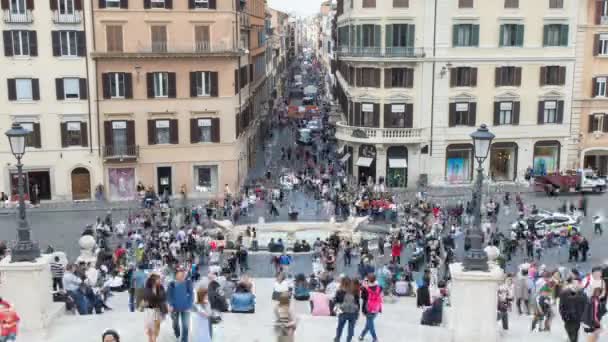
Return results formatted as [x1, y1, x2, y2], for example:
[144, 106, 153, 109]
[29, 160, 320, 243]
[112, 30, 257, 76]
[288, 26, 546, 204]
[340, 153, 351, 163]
[388, 159, 408, 168]
[356, 157, 374, 167]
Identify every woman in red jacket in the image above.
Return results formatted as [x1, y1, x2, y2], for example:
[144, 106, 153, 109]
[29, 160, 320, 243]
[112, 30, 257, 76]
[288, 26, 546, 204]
[391, 240, 402, 264]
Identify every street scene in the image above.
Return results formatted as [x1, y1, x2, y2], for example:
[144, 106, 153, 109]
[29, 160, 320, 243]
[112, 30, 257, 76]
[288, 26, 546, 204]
[0, 1, 608, 342]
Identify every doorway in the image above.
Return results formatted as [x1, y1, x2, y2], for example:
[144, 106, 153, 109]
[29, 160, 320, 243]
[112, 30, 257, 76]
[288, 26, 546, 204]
[71, 167, 91, 200]
[157, 166, 172, 196]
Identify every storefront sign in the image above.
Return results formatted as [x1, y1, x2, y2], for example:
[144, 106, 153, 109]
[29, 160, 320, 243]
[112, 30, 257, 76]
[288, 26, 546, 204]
[391, 104, 405, 113]
[362, 103, 374, 112]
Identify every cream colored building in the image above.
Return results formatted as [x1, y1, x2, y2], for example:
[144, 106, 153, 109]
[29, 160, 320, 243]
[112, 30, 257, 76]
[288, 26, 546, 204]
[0, 0, 101, 201]
[574, 0, 608, 176]
[335, 0, 579, 188]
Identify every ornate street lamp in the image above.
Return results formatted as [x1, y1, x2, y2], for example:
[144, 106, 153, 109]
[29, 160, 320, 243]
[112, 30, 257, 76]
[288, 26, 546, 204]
[463, 124, 495, 271]
[5, 123, 40, 262]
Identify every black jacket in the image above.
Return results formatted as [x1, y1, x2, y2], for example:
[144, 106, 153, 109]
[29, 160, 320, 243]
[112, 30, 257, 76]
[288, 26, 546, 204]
[559, 287, 587, 322]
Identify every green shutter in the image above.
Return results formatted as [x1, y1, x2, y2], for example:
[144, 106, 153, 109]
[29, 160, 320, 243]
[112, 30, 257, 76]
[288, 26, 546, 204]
[516, 25, 524, 46]
[543, 25, 549, 46]
[386, 24, 393, 48]
[374, 25, 381, 47]
[471, 25, 480, 46]
[356, 25, 361, 47]
[452, 25, 459, 47]
[499, 25, 505, 47]
[407, 24, 415, 47]
[560, 24, 568, 46]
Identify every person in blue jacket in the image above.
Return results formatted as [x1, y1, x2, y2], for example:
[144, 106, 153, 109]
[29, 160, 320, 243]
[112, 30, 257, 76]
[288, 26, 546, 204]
[167, 268, 193, 342]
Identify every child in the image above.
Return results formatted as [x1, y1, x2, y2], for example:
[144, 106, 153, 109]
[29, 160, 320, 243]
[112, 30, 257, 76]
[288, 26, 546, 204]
[530, 286, 551, 332]
[0, 303, 19, 342]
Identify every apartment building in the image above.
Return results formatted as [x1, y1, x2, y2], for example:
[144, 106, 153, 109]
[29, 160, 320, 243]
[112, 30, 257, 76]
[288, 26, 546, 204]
[92, 0, 262, 200]
[267, 8, 289, 100]
[575, 0, 608, 176]
[0, 0, 100, 201]
[335, 0, 578, 188]
[318, 1, 337, 100]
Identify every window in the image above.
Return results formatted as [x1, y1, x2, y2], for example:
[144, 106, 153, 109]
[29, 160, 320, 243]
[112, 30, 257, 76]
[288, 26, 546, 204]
[195, 25, 210, 52]
[198, 119, 212, 142]
[155, 120, 170, 144]
[19, 122, 37, 147]
[357, 68, 380, 88]
[450, 67, 477, 87]
[448, 102, 477, 127]
[194, 166, 218, 192]
[386, 24, 415, 48]
[495, 66, 521, 87]
[58, 0, 75, 14]
[194, 0, 209, 9]
[590, 114, 604, 132]
[543, 24, 568, 47]
[10, 31, 30, 56]
[498, 102, 513, 125]
[106, 25, 123, 52]
[384, 104, 412, 128]
[153, 72, 168, 97]
[362, 104, 375, 126]
[362, 0, 375, 8]
[194, 71, 211, 96]
[111, 121, 127, 153]
[360, 24, 380, 47]
[453, 24, 479, 47]
[385, 68, 413, 88]
[63, 78, 80, 99]
[9, 0, 26, 14]
[105, 0, 121, 8]
[15, 78, 33, 100]
[65, 122, 83, 146]
[393, 0, 408, 7]
[151, 26, 167, 53]
[454, 103, 471, 125]
[60, 31, 78, 56]
[540, 66, 566, 86]
[595, 77, 607, 97]
[499, 24, 524, 47]
[504, 0, 518, 8]
[543, 101, 557, 123]
[597, 33, 608, 55]
[599, 1, 608, 25]
[549, 0, 563, 9]
[458, 0, 473, 8]
[109, 73, 125, 98]
[150, 0, 165, 9]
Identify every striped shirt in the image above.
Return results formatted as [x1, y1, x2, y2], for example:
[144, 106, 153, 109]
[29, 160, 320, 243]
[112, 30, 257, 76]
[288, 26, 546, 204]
[50, 262, 65, 278]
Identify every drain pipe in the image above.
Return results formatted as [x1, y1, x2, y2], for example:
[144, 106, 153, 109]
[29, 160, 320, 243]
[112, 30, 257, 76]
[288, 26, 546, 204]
[429, 0, 438, 157]
[83, 1, 93, 154]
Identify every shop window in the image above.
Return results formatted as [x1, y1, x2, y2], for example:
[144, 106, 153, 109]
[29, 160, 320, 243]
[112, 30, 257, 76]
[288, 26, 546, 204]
[490, 143, 518, 181]
[193, 165, 218, 193]
[533, 141, 560, 176]
[446, 144, 473, 183]
[387, 146, 408, 188]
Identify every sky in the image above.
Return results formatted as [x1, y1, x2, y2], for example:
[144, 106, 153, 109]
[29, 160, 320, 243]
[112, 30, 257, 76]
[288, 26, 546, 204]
[267, 0, 324, 16]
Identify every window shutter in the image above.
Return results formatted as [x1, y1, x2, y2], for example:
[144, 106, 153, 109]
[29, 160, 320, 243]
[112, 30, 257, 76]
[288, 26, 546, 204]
[75, 0, 82, 10]
[33, 123, 41, 148]
[449, 103, 456, 127]
[168, 72, 176, 98]
[56, 78, 65, 100]
[98, 0, 106, 9]
[596, 1, 604, 25]
[556, 100, 564, 123]
[499, 25, 505, 46]
[77, 31, 86, 57]
[51, 31, 60, 56]
[60, 122, 68, 147]
[385, 24, 393, 48]
[516, 25, 524, 46]
[143, 0, 151, 9]
[52, 0, 59, 9]
[471, 25, 480, 46]
[249, 64, 253, 83]
[468, 102, 477, 126]
[452, 25, 459, 46]
[81, 122, 88, 147]
[211, 118, 220, 142]
[537, 101, 545, 124]
[406, 68, 414, 88]
[543, 25, 549, 46]
[407, 24, 415, 47]
[373, 104, 380, 127]
[190, 119, 199, 143]
[169, 119, 178, 144]
[146, 73, 154, 98]
[354, 103, 361, 126]
[0, 0, 8, 9]
[384, 69, 392, 88]
[356, 68, 362, 87]
[7, 79, 16, 100]
[470, 68, 478, 87]
[539, 66, 547, 86]
[594, 34, 600, 56]
[558, 66, 566, 85]
[101, 73, 110, 99]
[234, 69, 238, 94]
[120, 0, 128, 9]
[559, 25, 568, 46]
[104, 121, 113, 147]
[493, 102, 500, 125]
[124, 73, 133, 99]
[589, 115, 595, 133]
[188, 0, 194, 9]
[29, 31, 37, 56]
[373, 69, 380, 87]
[405, 103, 413, 128]
[593, 77, 598, 97]
[449, 68, 457, 87]
[26, 0, 34, 9]
[514, 67, 522, 86]
[383, 104, 391, 128]
[512, 101, 520, 125]
[126, 120, 135, 146]
[604, 114, 608, 133]
[374, 25, 381, 47]
[147, 120, 156, 145]
[209, 0, 216, 9]
[495, 67, 501, 87]
[210, 72, 218, 97]
[32, 79, 40, 100]
[190, 72, 197, 97]
[3, 31, 12, 57]
[79, 78, 88, 100]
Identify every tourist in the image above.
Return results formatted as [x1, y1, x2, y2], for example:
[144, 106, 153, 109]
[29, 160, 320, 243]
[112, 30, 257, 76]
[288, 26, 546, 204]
[531, 286, 552, 332]
[559, 277, 586, 342]
[583, 285, 606, 342]
[62, 263, 88, 315]
[131, 264, 148, 312]
[416, 269, 431, 308]
[293, 274, 311, 301]
[391, 240, 402, 265]
[334, 277, 360, 342]
[514, 266, 531, 315]
[359, 274, 382, 342]
[50, 256, 65, 292]
[274, 292, 297, 342]
[230, 282, 256, 313]
[273, 273, 291, 301]
[167, 268, 193, 342]
[0, 301, 19, 342]
[309, 287, 331, 316]
[192, 287, 212, 342]
[101, 329, 120, 342]
[143, 274, 167, 342]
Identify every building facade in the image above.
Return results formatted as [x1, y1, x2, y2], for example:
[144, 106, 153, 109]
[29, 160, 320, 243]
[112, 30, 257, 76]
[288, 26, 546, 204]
[335, 0, 579, 188]
[575, 0, 608, 176]
[92, 0, 264, 201]
[0, 0, 101, 201]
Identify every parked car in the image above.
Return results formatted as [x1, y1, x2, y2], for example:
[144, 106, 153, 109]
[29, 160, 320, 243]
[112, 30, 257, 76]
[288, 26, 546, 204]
[512, 211, 581, 236]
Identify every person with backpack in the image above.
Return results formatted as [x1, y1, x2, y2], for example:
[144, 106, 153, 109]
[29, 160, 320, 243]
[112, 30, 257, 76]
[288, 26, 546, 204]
[334, 277, 360, 342]
[559, 277, 587, 342]
[167, 268, 193, 342]
[359, 274, 382, 342]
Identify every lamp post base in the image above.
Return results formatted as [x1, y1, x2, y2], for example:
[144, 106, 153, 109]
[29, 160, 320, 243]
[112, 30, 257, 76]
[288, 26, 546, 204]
[10, 240, 41, 263]
[463, 248, 489, 272]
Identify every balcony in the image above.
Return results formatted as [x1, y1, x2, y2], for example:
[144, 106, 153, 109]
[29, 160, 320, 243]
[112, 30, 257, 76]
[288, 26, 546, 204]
[335, 121, 424, 144]
[337, 46, 425, 58]
[91, 41, 244, 59]
[3, 10, 33, 24]
[52, 11, 82, 24]
[103, 145, 139, 162]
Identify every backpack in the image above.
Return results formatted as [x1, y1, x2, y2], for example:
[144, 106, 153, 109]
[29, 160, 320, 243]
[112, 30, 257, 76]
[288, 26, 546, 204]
[340, 292, 359, 314]
[366, 286, 382, 314]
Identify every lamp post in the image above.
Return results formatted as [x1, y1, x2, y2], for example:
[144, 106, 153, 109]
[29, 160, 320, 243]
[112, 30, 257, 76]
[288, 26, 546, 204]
[463, 124, 495, 272]
[5, 123, 40, 262]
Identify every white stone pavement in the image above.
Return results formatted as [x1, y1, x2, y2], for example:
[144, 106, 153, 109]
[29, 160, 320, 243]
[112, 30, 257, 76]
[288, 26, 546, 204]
[22, 278, 594, 342]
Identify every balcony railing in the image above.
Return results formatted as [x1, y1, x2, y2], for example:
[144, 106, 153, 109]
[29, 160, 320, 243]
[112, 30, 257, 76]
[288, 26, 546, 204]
[151, 41, 168, 53]
[3, 10, 33, 24]
[337, 46, 425, 58]
[103, 145, 139, 161]
[52, 11, 82, 24]
[335, 121, 424, 143]
[93, 41, 243, 58]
